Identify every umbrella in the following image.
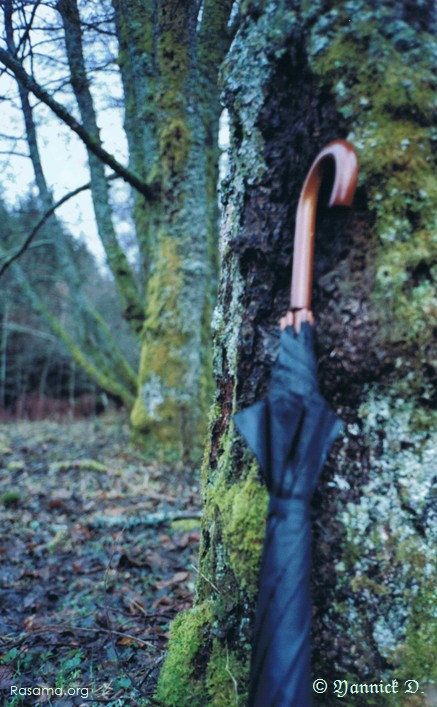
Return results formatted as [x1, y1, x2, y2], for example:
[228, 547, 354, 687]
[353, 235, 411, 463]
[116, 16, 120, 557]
[234, 140, 359, 707]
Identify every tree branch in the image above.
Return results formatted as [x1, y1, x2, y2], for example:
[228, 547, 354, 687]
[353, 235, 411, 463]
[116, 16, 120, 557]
[15, 260, 136, 406]
[0, 180, 92, 277]
[0, 45, 157, 200]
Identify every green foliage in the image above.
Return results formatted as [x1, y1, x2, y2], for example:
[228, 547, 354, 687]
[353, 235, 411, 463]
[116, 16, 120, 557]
[159, 118, 191, 176]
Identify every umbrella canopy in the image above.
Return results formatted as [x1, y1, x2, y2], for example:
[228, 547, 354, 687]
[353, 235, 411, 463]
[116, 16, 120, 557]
[234, 140, 358, 707]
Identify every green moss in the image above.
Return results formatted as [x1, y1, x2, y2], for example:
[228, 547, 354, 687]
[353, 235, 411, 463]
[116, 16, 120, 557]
[159, 118, 191, 176]
[132, 238, 184, 432]
[115, 0, 154, 65]
[49, 459, 107, 473]
[156, 12, 191, 115]
[395, 580, 437, 683]
[206, 639, 248, 706]
[390, 541, 437, 690]
[197, 423, 267, 595]
[171, 518, 201, 532]
[311, 9, 436, 358]
[158, 422, 264, 701]
[219, 464, 267, 595]
[143, 236, 184, 336]
[155, 601, 213, 706]
[7, 460, 25, 472]
[350, 574, 388, 596]
[132, 232, 210, 461]
[1, 491, 21, 507]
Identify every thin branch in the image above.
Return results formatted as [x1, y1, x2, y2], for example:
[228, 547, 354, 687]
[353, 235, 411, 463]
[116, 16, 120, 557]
[14, 0, 43, 59]
[225, 641, 239, 706]
[88, 510, 202, 529]
[0, 149, 28, 157]
[190, 563, 221, 595]
[0, 45, 157, 200]
[24, 624, 159, 649]
[0, 179, 93, 277]
[0, 322, 57, 342]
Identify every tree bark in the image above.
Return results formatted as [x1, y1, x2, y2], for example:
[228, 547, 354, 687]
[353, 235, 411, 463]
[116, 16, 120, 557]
[112, 0, 159, 281]
[157, 1, 436, 703]
[122, 1, 233, 461]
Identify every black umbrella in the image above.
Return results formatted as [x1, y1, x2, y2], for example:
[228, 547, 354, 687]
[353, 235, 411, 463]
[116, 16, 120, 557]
[234, 140, 359, 707]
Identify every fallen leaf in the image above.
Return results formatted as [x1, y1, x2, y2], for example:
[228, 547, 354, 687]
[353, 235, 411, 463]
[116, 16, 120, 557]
[154, 571, 189, 590]
[116, 636, 141, 647]
[117, 552, 147, 569]
[153, 595, 172, 608]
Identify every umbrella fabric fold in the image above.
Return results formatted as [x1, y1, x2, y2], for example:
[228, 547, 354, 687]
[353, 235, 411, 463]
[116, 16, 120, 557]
[234, 323, 342, 707]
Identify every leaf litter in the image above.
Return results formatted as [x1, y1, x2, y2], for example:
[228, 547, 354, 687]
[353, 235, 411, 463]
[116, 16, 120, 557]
[0, 414, 201, 705]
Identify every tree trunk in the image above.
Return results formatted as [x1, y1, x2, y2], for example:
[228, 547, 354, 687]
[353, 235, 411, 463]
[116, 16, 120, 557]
[57, 0, 144, 333]
[157, 1, 436, 703]
[117, 1, 232, 462]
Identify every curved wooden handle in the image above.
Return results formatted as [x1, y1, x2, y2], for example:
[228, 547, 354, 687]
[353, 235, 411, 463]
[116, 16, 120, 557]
[290, 139, 358, 330]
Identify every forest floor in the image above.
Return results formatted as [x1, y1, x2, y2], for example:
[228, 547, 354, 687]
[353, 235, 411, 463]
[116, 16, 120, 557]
[0, 414, 202, 706]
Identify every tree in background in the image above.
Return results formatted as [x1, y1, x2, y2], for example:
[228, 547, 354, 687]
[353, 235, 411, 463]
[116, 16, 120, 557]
[157, 1, 436, 703]
[0, 0, 234, 460]
[0, 192, 135, 412]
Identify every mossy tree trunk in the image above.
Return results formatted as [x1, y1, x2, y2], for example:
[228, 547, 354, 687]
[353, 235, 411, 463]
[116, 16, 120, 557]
[157, 1, 436, 703]
[112, 0, 233, 461]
